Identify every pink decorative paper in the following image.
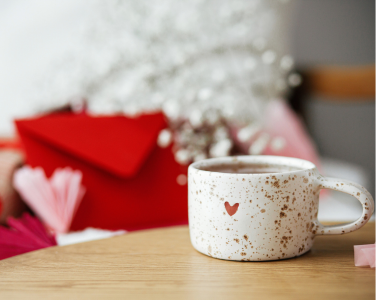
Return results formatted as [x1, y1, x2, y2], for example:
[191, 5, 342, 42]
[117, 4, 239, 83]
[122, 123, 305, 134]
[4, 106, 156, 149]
[0, 213, 57, 260]
[13, 166, 85, 233]
[354, 244, 375, 268]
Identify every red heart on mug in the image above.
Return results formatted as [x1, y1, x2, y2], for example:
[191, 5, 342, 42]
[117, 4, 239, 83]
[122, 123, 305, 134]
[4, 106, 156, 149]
[225, 202, 239, 216]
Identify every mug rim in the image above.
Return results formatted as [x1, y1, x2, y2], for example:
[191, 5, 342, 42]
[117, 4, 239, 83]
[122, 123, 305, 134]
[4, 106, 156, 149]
[189, 155, 317, 176]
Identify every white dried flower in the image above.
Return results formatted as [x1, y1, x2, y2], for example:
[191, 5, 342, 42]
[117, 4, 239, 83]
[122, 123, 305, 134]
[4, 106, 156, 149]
[237, 123, 262, 142]
[249, 133, 270, 155]
[270, 136, 286, 152]
[157, 129, 173, 148]
[288, 73, 302, 87]
[210, 139, 233, 158]
[174, 149, 191, 165]
[24, 0, 295, 164]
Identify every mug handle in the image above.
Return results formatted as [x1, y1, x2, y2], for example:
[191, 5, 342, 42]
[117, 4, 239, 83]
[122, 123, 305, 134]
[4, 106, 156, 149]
[314, 177, 374, 235]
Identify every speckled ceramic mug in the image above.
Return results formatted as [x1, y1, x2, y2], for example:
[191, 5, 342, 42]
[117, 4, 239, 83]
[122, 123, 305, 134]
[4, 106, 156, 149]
[188, 155, 374, 261]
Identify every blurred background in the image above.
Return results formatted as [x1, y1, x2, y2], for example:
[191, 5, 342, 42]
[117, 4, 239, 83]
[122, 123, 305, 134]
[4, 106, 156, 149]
[0, 0, 374, 225]
[290, 0, 375, 197]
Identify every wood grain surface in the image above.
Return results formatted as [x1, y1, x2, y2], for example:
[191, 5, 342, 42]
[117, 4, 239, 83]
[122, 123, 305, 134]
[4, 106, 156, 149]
[0, 222, 374, 300]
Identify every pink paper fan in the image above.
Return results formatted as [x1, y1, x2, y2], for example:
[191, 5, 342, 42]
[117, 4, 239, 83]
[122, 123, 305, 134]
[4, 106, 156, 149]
[0, 213, 57, 260]
[13, 166, 85, 233]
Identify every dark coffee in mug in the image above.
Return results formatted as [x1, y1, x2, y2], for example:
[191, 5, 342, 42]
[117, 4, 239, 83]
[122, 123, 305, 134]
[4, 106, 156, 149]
[199, 162, 303, 174]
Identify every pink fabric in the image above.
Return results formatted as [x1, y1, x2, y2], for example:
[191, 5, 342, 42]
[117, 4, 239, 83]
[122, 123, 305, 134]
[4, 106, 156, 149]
[354, 244, 375, 268]
[13, 166, 85, 233]
[230, 100, 321, 169]
[263, 100, 321, 168]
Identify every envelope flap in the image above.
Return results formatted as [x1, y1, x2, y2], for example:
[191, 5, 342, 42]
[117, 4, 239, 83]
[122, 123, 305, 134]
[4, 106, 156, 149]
[15, 112, 167, 178]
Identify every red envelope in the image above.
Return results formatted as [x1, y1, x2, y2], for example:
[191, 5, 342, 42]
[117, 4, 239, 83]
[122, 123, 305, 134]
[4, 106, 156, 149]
[15, 112, 188, 231]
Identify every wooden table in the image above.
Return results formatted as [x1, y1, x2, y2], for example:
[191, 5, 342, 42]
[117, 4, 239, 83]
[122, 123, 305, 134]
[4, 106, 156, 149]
[0, 223, 374, 300]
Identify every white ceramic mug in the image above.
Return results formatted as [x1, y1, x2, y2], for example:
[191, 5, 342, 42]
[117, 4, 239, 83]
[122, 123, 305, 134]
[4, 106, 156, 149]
[188, 155, 374, 261]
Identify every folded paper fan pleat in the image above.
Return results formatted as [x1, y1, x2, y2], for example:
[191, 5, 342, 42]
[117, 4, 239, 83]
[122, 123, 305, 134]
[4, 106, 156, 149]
[0, 213, 57, 260]
[13, 166, 85, 233]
